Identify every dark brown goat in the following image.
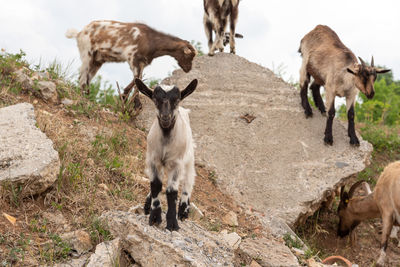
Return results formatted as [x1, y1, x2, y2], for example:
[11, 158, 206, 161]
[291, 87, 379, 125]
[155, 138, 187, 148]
[298, 25, 390, 146]
[66, 20, 197, 104]
[203, 0, 240, 56]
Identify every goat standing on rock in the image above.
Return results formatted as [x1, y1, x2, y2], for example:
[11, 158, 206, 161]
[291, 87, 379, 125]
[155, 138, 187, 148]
[298, 25, 390, 146]
[203, 0, 240, 56]
[338, 161, 400, 266]
[135, 78, 198, 231]
[66, 20, 197, 107]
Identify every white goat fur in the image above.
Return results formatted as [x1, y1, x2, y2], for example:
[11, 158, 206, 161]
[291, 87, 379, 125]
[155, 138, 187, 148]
[146, 101, 195, 211]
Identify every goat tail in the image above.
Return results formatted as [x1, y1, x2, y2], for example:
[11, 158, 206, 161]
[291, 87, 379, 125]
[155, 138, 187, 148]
[65, 28, 79, 39]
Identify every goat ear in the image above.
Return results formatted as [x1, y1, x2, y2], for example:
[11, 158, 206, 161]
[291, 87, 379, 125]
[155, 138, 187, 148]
[376, 68, 391, 74]
[181, 79, 198, 100]
[134, 78, 153, 99]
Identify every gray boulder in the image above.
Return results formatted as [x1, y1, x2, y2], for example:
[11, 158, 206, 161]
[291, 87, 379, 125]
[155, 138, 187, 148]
[100, 210, 235, 267]
[0, 103, 60, 197]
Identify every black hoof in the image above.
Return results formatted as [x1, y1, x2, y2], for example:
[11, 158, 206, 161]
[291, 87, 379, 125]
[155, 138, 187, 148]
[350, 138, 360, 146]
[324, 136, 333, 146]
[166, 212, 179, 231]
[208, 52, 214, 57]
[305, 110, 313, 118]
[144, 196, 151, 215]
[178, 202, 190, 221]
[149, 207, 162, 226]
[320, 111, 327, 116]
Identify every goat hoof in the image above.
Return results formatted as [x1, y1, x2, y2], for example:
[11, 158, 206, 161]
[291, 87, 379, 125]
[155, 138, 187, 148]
[321, 111, 327, 117]
[350, 138, 360, 146]
[178, 202, 190, 221]
[230, 49, 236, 54]
[144, 197, 151, 215]
[166, 218, 180, 231]
[149, 207, 162, 226]
[305, 110, 313, 118]
[324, 136, 333, 146]
[208, 52, 215, 56]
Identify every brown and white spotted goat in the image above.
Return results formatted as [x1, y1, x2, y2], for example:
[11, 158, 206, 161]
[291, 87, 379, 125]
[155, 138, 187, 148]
[298, 25, 390, 146]
[203, 0, 240, 56]
[66, 20, 197, 101]
[338, 162, 400, 266]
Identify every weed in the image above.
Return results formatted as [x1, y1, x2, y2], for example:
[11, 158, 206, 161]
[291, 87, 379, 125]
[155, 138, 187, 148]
[283, 233, 303, 249]
[89, 217, 112, 244]
[208, 170, 218, 185]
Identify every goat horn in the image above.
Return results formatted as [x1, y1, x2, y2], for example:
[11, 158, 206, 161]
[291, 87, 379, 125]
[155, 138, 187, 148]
[358, 57, 366, 66]
[340, 185, 346, 200]
[348, 180, 365, 198]
[371, 56, 374, 67]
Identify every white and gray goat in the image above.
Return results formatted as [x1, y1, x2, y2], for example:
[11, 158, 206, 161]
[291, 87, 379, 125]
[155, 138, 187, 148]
[66, 20, 196, 106]
[338, 161, 400, 266]
[135, 78, 198, 231]
[298, 25, 390, 146]
[203, 0, 240, 56]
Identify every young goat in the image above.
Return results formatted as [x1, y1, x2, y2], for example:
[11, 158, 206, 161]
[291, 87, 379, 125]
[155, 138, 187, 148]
[338, 161, 400, 266]
[298, 25, 390, 146]
[135, 78, 198, 231]
[66, 20, 197, 101]
[203, 0, 240, 56]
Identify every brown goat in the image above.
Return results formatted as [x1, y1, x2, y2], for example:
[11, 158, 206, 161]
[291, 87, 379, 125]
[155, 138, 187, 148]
[298, 25, 390, 146]
[338, 161, 400, 266]
[203, 0, 240, 56]
[66, 20, 197, 104]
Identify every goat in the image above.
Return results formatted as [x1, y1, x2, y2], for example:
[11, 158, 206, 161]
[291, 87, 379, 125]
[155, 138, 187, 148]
[65, 20, 197, 104]
[338, 161, 400, 266]
[298, 25, 390, 146]
[134, 78, 198, 231]
[203, 0, 240, 56]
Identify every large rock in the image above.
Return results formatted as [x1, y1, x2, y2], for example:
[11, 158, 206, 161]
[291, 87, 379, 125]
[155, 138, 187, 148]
[137, 53, 373, 229]
[100, 210, 234, 266]
[0, 103, 60, 197]
[239, 237, 299, 266]
[87, 238, 121, 267]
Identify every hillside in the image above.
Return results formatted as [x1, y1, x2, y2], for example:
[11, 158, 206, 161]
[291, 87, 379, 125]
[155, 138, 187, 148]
[2, 51, 399, 266]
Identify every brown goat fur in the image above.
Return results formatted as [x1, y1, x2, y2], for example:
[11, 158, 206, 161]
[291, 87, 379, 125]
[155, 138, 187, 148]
[203, 0, 239, 56]
[338, 161, 400, 266]
[66, 20, 197, 99]
[298, 25, 390, 146]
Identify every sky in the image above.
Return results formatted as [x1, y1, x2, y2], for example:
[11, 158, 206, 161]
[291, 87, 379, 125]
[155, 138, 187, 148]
[1, 0, 399, 89]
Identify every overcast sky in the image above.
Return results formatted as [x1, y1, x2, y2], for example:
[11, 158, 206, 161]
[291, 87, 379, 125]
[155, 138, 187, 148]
[1, 0, 399, 89]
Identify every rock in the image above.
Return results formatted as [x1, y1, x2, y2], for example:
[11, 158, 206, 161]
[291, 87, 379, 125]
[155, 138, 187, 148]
[51, 254, 90, 267]
[249, 260, 262, 267]
[128, 204, 145, 215]
[0, 103, 60, 197]
[87, 238, 120, 267]
[42, 210, 70, 231]
[100, 210, 234, 266]
[61, 98, 74, 106]
[61, 230, 92, 256]
[14, 69, 33, 91]
[292, 247, 305, 256]
[137, 52, 373, 228]
[189, 202, 204, 220]
[220, 231, 241, 249]
[37, 80, 58, 102]
[307, 258, 325, 267]
[222, 211, 238, 226]
[239, 237, 299, 266]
